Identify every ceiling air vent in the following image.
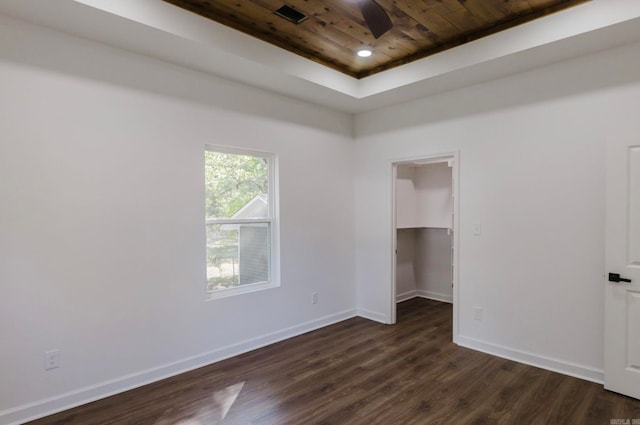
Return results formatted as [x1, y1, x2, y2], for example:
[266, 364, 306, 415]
[274, 5, 307, 24]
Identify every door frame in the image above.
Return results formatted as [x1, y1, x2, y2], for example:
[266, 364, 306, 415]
[390, 151, 460, 342]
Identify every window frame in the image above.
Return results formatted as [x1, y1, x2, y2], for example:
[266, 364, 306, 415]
[204, 145, 279, 300]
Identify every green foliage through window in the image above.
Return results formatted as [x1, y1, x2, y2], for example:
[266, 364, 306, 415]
[204, 150, 268, 219]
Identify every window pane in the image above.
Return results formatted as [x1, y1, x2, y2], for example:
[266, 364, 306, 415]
[206, 223, 239, 291]
[204, 150, 269, 219]
[206, 223, 270, 291]
[238, 223, 270, 285]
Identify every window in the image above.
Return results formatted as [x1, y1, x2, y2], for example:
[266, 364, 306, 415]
[204, 146, 278, 299]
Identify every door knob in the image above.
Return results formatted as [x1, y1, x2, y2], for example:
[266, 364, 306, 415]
[609, 273, 632, 283]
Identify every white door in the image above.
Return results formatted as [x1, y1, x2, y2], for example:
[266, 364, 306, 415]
[604, 139, 640, 399]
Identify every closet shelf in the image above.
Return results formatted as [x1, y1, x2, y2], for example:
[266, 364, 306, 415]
[396, 226, 451, 230]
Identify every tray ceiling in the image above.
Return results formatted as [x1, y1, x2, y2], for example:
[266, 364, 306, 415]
[2, 0, 639, 113]
[162, 0, 590, 78]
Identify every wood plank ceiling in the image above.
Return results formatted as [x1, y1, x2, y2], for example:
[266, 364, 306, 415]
[162, 0, 590, 79]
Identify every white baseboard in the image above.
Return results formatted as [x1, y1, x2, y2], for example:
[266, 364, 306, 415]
[416, 290, 453, 304]
[396, 290, 453, 304]
[2, 309, 357, 425]
[356, 308, 388, 324]
[396, 290, 417, 303]
[456, 335, 604, 384]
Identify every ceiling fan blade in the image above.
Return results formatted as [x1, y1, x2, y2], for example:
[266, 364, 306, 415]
[359, 0, 392, 39]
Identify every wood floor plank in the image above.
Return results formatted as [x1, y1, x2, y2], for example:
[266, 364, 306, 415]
[25, 298, 640, 425]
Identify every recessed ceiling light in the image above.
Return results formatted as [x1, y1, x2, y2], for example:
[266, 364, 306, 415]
[357, 49, 372, 58]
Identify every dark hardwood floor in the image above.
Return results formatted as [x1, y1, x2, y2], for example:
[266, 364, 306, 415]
[27, 299, 640, 425]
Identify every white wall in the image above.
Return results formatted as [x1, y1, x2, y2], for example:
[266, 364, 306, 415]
[395, 229, 417, 298]
[355, 39, 640, 382]
[415, 228, 453, 303]
[0, 17, 355, 424]
[414, 163, 453, 229]
[396, 228, 453, 303]
[395, 165, 417, 228]
[396, 162, 452, 229]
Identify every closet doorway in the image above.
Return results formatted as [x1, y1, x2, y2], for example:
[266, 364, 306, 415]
[390, 153, 459, 341]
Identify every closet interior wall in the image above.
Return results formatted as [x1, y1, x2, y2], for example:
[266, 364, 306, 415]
[396, 162, 453, 303]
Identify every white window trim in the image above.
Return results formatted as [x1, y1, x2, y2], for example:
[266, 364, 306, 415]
[205, 145, 280, 300]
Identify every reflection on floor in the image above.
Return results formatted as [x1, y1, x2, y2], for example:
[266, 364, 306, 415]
[151, 381, 244, 425]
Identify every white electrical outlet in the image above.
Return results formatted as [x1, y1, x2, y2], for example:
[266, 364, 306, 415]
[311, 292, 318, 304]
[44, 350, 60, 370]
[474, 307, 483, 322]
